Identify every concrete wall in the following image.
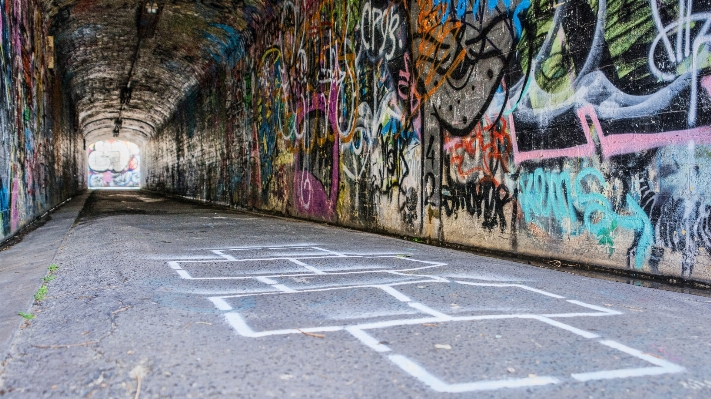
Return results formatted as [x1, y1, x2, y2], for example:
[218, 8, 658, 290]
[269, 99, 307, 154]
[0, 0, 85, 243]
[146, 0, 711, 282]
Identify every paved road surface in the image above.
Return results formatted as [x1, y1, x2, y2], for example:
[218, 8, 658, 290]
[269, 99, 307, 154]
[0, 193, 89, 359]
[1, 190, 710, 398]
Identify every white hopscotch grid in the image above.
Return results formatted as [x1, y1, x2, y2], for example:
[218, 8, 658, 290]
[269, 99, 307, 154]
[165, 245, 685, 393]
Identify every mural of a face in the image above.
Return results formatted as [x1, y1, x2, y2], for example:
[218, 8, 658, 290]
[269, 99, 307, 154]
[415, 3, 518, 136]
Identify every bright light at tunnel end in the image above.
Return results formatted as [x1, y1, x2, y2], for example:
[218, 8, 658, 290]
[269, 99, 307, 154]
[87, 140, 142, 189]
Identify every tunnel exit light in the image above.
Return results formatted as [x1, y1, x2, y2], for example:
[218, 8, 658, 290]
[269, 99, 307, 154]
[87, 140, 141, 189]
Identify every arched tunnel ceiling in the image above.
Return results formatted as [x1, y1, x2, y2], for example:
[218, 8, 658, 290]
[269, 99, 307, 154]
[47, 0, 273, 144]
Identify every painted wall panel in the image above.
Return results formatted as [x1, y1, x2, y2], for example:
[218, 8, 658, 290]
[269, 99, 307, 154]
[0, 0, 84, 243]
[146, 0, 711, 283]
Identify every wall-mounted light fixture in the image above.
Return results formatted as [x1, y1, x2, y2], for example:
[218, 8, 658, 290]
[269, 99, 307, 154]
[138, 1, 162, 39]
[113, 118, 123, 137]
[120, 82, 133, 105]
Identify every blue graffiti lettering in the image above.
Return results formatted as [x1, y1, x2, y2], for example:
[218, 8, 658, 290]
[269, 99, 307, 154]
[520, 167, 653, 269]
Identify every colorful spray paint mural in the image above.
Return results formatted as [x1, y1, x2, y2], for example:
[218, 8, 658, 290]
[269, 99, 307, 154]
[0, 0, 83, 242]
[88, 140, 140, 188]
[146, 0, 711, 282]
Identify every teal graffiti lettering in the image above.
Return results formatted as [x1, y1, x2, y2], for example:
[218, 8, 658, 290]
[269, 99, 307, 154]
[519, 167, 653, 268]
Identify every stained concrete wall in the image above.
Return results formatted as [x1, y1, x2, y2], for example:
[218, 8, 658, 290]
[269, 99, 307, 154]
[146, 0, 711, 283]
[0, 0, 85, 243]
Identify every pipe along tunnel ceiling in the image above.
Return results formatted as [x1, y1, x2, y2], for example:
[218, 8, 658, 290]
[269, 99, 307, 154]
[47, 0, 270, 145]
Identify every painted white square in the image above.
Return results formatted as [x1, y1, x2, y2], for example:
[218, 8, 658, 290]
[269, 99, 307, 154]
[394, 282, 585, 316]
[218, 287, 431, 333]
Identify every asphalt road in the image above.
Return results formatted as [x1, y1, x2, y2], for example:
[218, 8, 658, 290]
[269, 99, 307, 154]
[1, 190, 711, 398]
[0, 193, 89, 359]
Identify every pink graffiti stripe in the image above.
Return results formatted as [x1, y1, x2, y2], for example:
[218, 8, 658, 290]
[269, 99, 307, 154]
[510, 105, 711, 164]
[578, 105, 711, 158]
[11, 177, 19, 232]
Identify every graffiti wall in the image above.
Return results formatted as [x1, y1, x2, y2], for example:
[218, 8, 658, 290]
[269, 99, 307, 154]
[146, 56, 251, 204]
[88, 140, 140, 188]
[146, 0, 711, 282]
[0, 0, 84, 242]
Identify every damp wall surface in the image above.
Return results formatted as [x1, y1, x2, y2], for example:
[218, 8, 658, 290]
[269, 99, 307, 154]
[145, 0, 711, 283]
[0, 0, 85, 243]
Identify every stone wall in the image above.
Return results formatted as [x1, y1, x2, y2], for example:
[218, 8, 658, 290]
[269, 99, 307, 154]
[0, 0, 84, 243]
[146, 0, 711, 282]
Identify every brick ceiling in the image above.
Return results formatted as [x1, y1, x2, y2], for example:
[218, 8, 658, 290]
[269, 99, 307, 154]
[47, 0, 271, 144]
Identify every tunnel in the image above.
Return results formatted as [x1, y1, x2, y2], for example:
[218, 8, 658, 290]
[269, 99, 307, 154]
[1, 0, 711, 395]
[2, 0, 711, 282]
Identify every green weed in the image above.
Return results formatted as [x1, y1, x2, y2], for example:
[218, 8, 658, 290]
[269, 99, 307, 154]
[18, 312, 34, 320]
[34, 264, 59, 303]
[34, 285, 48, 301]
